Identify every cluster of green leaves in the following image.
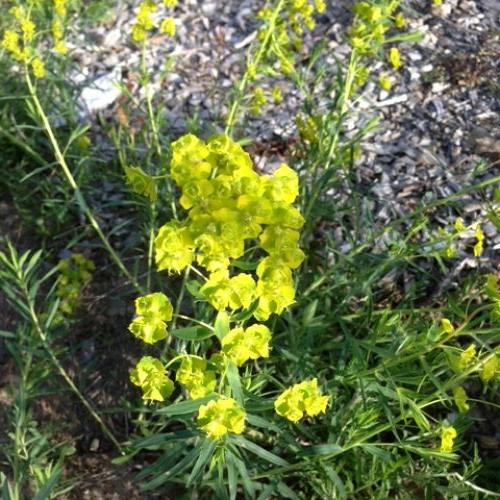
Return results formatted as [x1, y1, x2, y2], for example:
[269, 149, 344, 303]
[0, 244, 76, 499]
[56, 252, 94, 316]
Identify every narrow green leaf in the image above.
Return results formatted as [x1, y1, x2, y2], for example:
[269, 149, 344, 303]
[232, 436, 289, 466]
[228, 450, 255, 498]
[132, 430, 197, 449]
[300, 443, 343, 457]
[214, 311, 230, 340]
[141, 448, 198, 491]
[171, 325, 214, 341]
[187, 439, 217, 486]
[226, 361, 244, 405]
[277, 481, 300, 499]
[156, 396, 215, 416]
[323, 466, 347, 499]
[247, 414, 281, 434]
[33, 467, 61, 500]
[227, 454, 238, 500]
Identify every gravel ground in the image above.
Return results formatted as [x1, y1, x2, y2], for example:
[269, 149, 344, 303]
[70, 0, 499, 257]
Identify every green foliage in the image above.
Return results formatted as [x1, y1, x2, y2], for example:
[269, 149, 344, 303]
[0, 0, 499, 497]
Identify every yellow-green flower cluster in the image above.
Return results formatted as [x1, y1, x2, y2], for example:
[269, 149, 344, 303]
[130, 356, 174, 401]
[274, 378, 330, 422]
[197, 397, 246, 440]
[221, 324, 271, 366]
[480, 354, 499, 383]
[449, 343, 476, 373]
[437, 217, 486, 259]
[128, 292, 173, 344]
[452, 386, 469, 413]
[348, 0, 408, 90]
[155, 133, 305, 321]
[57, 253, 94, 315]
[2, 6, 36, 65]
[256, 0, 325, 77]
[440, 425, 457, 453]
[176, 356, 217, 399]
[124, 165, 157, 202]
[131, 0, 176, 43]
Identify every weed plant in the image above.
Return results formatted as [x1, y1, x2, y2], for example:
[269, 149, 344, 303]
[0, 0, 499, 498]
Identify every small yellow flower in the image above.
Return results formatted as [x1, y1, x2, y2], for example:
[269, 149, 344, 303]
[53, 0, 67, 17]
[274, 379, 330, 422]
[131, 25, 147, 43]
[458, 344, 476, 371]
[52, 19, 64, 41]
[473, 224, 484, 257]
[21, 19, 36, 42]
[314, 0, 326, 14]
[164, 0, 178, 6]
[271, 86, 283, 104]
[440, 425, 457, 453]
[480, 354, 499, 383]
[197, 397, 246, 440]
[440, 318, 454, 334]
[454, 218, 465, 232]
[394, 13, 406, 28]
[2, 30, 21, 55]
[388, 47, 402, 70]
[31, 57, 46, 79]
[54, 41, 68, 55]
[453, 386, 469, 413]
[160, 17, 176, 37]
[379, 74, 392, 91]
[130, 356, 174, 401]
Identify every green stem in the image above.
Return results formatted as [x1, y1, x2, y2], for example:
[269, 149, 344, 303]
[25, 73, 144, 295]
[224, 0, 287, 136]
[20, 280, 123, 454]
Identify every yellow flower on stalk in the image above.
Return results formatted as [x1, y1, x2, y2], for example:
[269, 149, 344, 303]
[197, 397, 246, 440]
[128, 292, 173, 344]
[131, 25, 147, 43]
[164, 0, 178, 6]
[160, 17, 176, 37]
[9, 6, 24, 21]
[440, 425, 457, 453]
[271, 86, 283, 104]
[379, 73, 392, 91]
[388, 47, 402, 69]
[176, 356, 217, 399]
[54, 40, 68, 55]
[314, 0, 326, 14]
[452, 386, 469, 413]
[394, 12, 406, 28]
[155, 221, 194, 273]
[274, 378, 330, 422]
[130, 356, 174, 401]
[32, 57, 46, 78]
[458, 344, 476, 371]
[2, 31, 23, 60]
[53, 0, 68, 17]
[440, 318, 454, 334]
[221, 324, 272, 366]
[480, 354, 499, 383]
[454, 218, 465, 232]
[473, 224, 484, 257]
[21, 19, 36, 42]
